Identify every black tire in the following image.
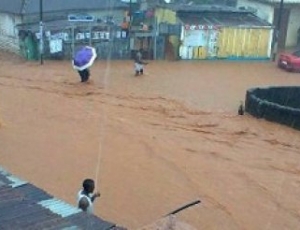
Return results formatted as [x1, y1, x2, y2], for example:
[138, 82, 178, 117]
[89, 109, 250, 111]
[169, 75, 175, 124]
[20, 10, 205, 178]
[277, 60, 282, 68]
[286, 63, 294, 72]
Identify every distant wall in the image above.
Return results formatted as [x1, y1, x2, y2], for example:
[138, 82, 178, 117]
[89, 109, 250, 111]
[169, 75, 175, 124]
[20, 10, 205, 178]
[155, 8, 177, 24]
[155, 8, 178, 59]
[245, 87, 300, 130]
[237, 0, 274, 23]
[286, 7, 300, 47]
[0, 13, 22, 53]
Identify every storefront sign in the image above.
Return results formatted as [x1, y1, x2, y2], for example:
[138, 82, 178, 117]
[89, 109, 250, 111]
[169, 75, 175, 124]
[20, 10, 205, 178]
[68, 14, 94, 22]
[185, 24, 220, 30]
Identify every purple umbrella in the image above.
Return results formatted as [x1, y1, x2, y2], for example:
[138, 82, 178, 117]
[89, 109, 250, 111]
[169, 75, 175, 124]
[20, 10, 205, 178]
[72, 46, 97, 71]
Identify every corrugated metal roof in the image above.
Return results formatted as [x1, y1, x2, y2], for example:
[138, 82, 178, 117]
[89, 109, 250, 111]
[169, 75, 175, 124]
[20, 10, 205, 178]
[247, 0, 300, 5]
[0, 0, 22, 14]
[0, 0, 128, 15]
[0, 167, 126, 230]
[171, 4, 251, 13]
[16, 19, 117, 33]
[178, 11, 272, 27]
[39, 198, 81, 218]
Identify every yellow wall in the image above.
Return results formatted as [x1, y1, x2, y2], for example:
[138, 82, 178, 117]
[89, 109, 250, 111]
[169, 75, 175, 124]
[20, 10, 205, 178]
[217, 27, 271, 59]
[180, 27, 272, 59]
[155, 8, 177, 24]
[155, 8, 178, 58]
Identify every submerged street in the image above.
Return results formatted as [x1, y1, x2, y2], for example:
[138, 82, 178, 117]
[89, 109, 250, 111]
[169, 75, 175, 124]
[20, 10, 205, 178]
[1, 52, 300, 229]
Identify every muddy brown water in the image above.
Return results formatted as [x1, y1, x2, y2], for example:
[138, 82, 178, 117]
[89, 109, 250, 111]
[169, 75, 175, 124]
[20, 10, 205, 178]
[1, 51, 300, 229]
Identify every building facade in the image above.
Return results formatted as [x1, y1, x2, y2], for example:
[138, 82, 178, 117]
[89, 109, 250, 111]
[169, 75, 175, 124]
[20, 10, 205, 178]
[156, 4, 273, 60]
[237, 0, 300, 48]
[0, 0, 130, 60]
[0, 13, 22, 53]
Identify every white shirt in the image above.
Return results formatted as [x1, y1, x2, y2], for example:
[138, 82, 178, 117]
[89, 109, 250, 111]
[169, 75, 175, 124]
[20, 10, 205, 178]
[77, 189, 93, 214]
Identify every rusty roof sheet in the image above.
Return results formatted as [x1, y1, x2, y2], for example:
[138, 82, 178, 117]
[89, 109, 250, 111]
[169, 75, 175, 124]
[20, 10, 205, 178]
[178, 11, 272, 27]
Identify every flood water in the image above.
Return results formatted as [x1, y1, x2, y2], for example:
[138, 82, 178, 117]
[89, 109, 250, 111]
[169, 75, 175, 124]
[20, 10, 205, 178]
[1, 51, 300, 229]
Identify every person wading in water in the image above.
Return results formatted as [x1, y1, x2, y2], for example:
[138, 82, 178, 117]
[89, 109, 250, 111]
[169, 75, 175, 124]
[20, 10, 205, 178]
[134, 49, 147, 76]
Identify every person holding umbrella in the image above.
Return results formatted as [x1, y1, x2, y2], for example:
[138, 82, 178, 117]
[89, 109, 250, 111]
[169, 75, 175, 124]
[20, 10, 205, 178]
[78, 68, 90, 83]
[72, 46, 97, 82]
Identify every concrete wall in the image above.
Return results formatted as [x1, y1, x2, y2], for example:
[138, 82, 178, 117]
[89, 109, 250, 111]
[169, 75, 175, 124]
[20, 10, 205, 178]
[237, 0, 300, 48]
[286, 6, 300, 47]
[0, 13, 22, 53]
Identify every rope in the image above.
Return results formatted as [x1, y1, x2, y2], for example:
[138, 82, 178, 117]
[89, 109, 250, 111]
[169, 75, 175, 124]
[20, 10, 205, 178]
[93, 0, 115, 191]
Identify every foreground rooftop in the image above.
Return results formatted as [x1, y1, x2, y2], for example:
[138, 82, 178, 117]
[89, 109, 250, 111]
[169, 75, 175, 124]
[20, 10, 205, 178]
[0, 166, 125, 230]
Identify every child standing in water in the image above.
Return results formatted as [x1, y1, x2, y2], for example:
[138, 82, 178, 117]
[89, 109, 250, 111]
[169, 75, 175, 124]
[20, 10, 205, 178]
[134, 49, 147, 76]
